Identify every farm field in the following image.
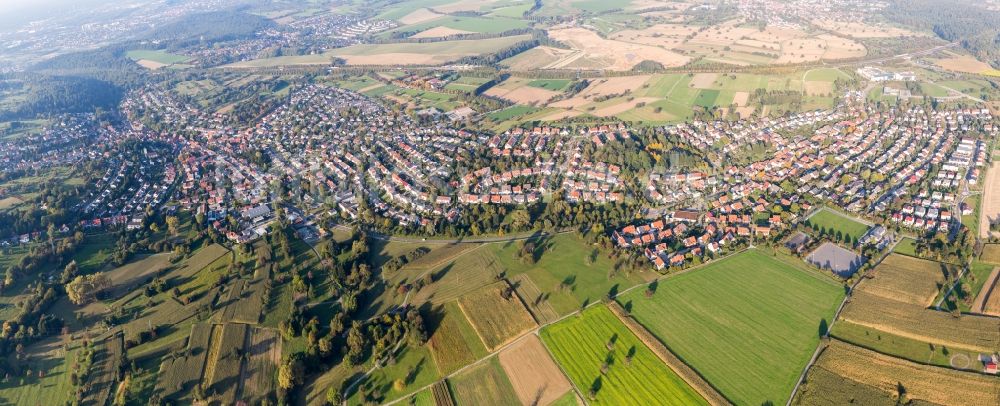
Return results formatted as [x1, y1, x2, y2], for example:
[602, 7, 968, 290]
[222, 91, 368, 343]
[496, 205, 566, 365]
[427, 301, 489, 374]
[347, 343, 441, 405]
[830, 320, 985, 371]
[497, 334, 573, 406]
[540, 305, 708, 406]
[447, 357, 520, 406]
[860, 254, 947, 306]
[973, 266, 1000, 316]
[792, 364, 897, 406]
[620, 249, 844, 405]
[457, 282, 537, 351]
[127, 49, 191, 69]
[839, 289, 1000, 353]
[805, 208, 870, 242]
[809, 340, 1000, 405]
[980, 244, 1000, 264]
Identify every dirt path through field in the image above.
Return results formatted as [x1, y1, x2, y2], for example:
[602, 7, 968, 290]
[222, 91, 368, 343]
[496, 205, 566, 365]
[971, 266, 1000, 316]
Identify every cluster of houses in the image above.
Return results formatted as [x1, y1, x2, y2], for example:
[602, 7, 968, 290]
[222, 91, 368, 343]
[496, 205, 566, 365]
[647, 171, 714, 204]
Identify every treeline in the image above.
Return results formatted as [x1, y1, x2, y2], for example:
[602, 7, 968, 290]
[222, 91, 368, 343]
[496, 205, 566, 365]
[140, 10, 274, 51]
[885, 0, 1000, 68]
[0, 74, 124, 121]
[382, 28, 535, 43]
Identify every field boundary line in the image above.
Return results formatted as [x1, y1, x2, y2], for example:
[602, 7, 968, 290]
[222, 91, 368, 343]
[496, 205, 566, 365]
[607, 301, 732, 406]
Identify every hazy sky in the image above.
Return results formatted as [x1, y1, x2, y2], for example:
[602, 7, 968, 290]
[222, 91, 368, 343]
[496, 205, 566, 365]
[0, 0, 131, 29]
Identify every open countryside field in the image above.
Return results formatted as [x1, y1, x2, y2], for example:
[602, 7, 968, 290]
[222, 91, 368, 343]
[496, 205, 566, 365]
[447, 357, 521, 406]
[807, 340, 1000, 405]
[458, 282, 537, 350]
[620, 249, 844, 405]
[980, 162, 1000, 239]
[497, 334, 574, 406]
[540, 305, 708, 406]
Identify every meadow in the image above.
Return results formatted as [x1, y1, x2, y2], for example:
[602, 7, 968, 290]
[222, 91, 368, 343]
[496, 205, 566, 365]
[829, 320, 984, 371]
[126, 50, 191, 64]
[540, 305, 708, 405]
[619, 249, 844, 405]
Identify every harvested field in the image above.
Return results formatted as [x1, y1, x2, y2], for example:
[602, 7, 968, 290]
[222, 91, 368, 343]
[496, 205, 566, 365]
[501, 46, 576, 70]
[861, 254, 947, 306]
[813, 340, 1000, 406]
[485, 85, 561, 105]
[934, 53, 996, 75]
[972, 266, 1000, 316]
[217, 278, 266, 324]
[547, 27, 690, 70]
[607, 302, 730, 406]
[620, 249, 844, 405]
[792, 365, 897, 405]
[830, 320, 984, 371]
[458, 282, 537, 351]
[981, 162, 1000, 239]
[497, 335, 573, 406]
[427, 301, 488, 374]
[447, 357, 520, 406]
[980, 244, 1000, 264]
[510, 273, 558, 324]
[136, 59, 167, 70]
[399, 8, 443, 25]
[540, 305, 709, 405]
[539, 109, 582, 121]
[412, 26, 474, 38]
[840, 290, 1000, 352]
[690, 73, 718, 89]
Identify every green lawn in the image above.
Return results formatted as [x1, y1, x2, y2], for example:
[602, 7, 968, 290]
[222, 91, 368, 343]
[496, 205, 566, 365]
[0, 337, 78, 405]
[805, 208, 870, 242]
[527, 79, 571, 91]
[803, 68, 848, 82]
[693, 89, 720, 108]
[540, 305, 708, 405]
[619, 249, 845, 405]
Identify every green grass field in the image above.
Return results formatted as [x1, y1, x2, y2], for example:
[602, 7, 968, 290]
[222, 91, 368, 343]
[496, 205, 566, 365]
[620, 249, 845, 405]
[806, 208, 870, 242]
[540, 305, 708, 405]
[447, 357, 520, 406]
[126, 50, 190, 64]
[527, 79, 571, 91]
[492, 233, 647, 316]
[693, 89, 720, 108]
[487, 105, 540, 121]
[348, 343, 441, 405]
[0, 337, 78, 405]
